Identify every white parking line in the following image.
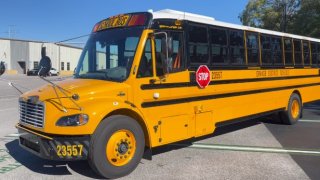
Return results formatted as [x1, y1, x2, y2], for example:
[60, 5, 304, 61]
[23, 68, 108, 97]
[300, 119, 320, 123]
[5, 133, 20, 137]
[174, 143, 320, 156]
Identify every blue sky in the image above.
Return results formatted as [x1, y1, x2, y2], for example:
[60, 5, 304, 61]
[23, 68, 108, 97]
[0, 0, 248, 42]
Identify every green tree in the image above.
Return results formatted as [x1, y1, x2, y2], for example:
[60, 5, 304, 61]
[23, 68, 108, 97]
[290, 0, 320, 38]
[239, 0, 300, 32]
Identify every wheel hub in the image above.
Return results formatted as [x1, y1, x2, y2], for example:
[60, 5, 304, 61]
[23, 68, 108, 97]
[118, 142, 129, 154]
[291, 99, 300, 119]
[106, 129, 136, 166]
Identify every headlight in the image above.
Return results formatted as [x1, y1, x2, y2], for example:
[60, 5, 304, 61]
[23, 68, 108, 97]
[56, 114, 89, 126]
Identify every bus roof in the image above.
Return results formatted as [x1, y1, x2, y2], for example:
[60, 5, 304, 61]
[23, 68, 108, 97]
[152, 9, 320, 43]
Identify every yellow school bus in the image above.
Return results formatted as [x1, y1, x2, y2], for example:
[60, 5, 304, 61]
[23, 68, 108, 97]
[16, 9, 320, 178]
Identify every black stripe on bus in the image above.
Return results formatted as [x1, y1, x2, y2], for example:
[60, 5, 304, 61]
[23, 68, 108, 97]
[141, 74, 319, 90]
[141, 82, 320, 108]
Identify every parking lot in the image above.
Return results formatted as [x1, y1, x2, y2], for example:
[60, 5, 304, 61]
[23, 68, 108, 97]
[0, 75, 319, 179]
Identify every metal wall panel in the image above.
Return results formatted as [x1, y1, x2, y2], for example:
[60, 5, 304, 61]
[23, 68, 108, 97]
[10, 40, 29, 74]
[59, 46, 82, 71]
[0, 39, 11, 69]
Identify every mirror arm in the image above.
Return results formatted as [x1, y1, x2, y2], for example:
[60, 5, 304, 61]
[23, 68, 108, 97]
[38, 77, 82, 112]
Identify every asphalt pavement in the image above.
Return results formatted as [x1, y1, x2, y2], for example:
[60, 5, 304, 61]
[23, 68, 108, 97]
[0, 75, 319, 179]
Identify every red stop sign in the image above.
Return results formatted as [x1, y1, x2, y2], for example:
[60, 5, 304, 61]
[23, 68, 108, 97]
[196, 65, 211, 89]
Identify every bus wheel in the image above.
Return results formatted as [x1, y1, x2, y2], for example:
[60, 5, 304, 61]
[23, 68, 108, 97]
[280, 93, 302, 125]
[88, 115, 145, 179]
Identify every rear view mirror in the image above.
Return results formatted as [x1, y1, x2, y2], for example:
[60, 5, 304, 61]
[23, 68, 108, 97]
[0, 61, 5, 76]
[38, 47, 52, 77]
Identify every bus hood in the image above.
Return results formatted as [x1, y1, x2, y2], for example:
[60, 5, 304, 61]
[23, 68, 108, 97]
[21, 78, 129, 103]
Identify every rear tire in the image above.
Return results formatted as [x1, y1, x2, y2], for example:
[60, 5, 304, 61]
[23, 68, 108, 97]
[280, 93, 302, 125]
[88, 115, 145, 179]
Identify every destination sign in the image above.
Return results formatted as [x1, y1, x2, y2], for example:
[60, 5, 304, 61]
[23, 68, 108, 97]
[93, 13, 150, 32]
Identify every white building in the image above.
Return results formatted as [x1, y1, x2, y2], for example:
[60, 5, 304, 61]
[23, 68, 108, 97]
[0, 37, 83, 75]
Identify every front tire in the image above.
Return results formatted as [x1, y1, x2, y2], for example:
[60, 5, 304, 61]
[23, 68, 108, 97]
[280, 93, 302, 125]
[88, 115, 145, 179]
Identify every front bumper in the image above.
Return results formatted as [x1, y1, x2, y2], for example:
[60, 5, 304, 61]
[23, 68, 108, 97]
[16, 123, 90, 161]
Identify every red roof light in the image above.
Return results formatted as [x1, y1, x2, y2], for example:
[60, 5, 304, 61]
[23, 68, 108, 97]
[128, 15, 146, 26]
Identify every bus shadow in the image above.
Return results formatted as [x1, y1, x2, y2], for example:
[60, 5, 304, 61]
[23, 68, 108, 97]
[304, 100, 320, 111]
[5, 140, 103, 179]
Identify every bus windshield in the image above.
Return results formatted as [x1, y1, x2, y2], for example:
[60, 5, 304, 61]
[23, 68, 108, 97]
[74, 27, 143, 82]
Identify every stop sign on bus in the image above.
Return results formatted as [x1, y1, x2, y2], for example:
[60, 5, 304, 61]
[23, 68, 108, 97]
[196, 65, 211, 88]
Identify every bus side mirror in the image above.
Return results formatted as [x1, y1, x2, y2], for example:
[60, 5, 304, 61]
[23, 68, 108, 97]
[0, 61, 5, 76]
[38, 47, 52, 77]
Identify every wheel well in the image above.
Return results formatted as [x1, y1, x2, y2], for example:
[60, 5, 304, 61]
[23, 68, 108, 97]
[106, 109, 151, 147]
[292, 90, 302, 103]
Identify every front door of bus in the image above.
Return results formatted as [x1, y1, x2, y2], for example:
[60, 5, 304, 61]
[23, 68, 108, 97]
[133, 32, 192, 146]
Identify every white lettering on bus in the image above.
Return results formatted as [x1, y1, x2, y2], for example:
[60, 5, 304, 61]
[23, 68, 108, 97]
[198, 73, 209, 81]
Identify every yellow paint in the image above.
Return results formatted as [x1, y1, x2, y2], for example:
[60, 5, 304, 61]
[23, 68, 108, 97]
[15, 123, 53, 140]
[4, 70, 18, 74]
[291, 99, 300, 119]
[59, 71, 74, 76]
[18, 29, 320, 151]
[106, 129, 136, 166]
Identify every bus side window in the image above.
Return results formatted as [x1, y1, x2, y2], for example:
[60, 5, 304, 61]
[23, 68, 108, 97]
[284, 38, 293, 66]
[311, 42, 317, 66]
[155, 38, 164, 76]
[188, 25, 209, 65]
[303, 41, 310, 66]
[261, 35, 272, 66]
[229, 30, 245, 65]
[210, 28, 228, 65]
[170, 32, 184, 72]
[318, 43, 320, 67]
[154, 32, 184, 76]
[246, 32, 259, 66]
[294, 40, 302, 67]
[271, 36, 283, 66]
[137, 39, 153, 78]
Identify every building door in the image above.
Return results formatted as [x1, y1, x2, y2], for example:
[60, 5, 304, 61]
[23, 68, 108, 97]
[17, 61, 26, 74]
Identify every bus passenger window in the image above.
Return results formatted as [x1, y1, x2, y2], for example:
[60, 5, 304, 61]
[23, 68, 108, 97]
[154, 32, 184, 76]
[210, 28, 228, 65]
[294, 40, 302, 66]
[284, 38, 293, 66]
[271, 37, 283, 66]
[311, 43, 319, 67]
[137, 39, 153, 78]
[318, 43, 320, 67]
[188, 25, 209, 64]
[261, 35, 272, 66]
[303, 41, 310, 66]
[229, 30, 245, 65]
[246, 32, 259, 65]
[171, 32, 184, 72]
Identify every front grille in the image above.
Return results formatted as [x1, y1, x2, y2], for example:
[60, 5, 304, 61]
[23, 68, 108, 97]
[19, 101, 44, 128]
